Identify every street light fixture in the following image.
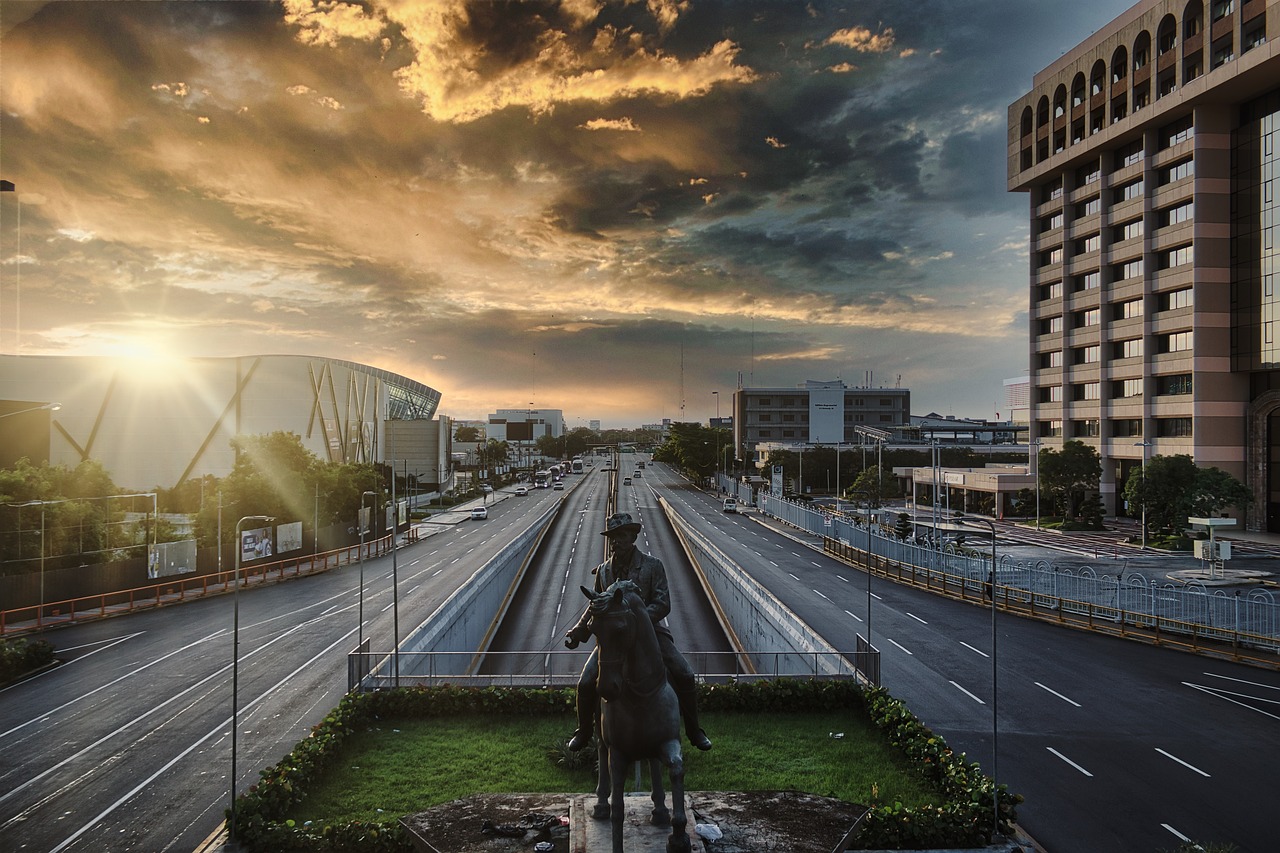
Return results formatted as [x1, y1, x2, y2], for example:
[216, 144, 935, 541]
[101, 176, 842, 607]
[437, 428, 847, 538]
[954, 512, 1000, 843]
[1134, 440, 1153, 550]
[0, 401, 61, 419]
[230, 513, 275, 843]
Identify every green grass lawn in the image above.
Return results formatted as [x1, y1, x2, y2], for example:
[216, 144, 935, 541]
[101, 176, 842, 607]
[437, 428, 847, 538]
[287, 711, 943, 825]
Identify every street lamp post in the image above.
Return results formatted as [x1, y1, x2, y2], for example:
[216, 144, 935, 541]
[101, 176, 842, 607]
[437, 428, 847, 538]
[712, 391, 720, 483]
[358, 490, 377, 652]
[230, 513, 274, 843]
[851, 489, 875, 646]
[955, 512, 1000, 843]
[1030, 438, 1043, 530]
[1134, 440, 1153, 550]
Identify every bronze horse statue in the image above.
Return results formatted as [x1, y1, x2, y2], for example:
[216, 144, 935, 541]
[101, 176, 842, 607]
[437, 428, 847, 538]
[582, 579, 691, 853]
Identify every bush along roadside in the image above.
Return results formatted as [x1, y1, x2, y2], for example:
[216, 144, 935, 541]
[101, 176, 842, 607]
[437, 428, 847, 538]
[229, 680, 1019, 852]
[0, 637, 55, 684]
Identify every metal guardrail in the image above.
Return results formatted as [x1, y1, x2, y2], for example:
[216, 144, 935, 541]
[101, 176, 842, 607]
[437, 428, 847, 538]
[1, 536, 393, 636]
[349, 649, 863, 691]
[756, 493, 1280, 657]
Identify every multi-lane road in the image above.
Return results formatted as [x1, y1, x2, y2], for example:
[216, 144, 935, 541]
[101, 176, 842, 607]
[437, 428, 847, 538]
[2, 457, 1278, 852]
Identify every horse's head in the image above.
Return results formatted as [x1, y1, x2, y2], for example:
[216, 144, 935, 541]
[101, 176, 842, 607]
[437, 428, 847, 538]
[582, 580, 644, 701]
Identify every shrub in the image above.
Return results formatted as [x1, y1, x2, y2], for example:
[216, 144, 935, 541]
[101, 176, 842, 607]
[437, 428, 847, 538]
[229, 681, 1019, 852]
[0, 637, 55, 683]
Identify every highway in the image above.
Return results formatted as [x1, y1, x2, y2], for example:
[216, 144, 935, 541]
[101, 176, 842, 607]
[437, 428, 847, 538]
[643, 460, 1280, 853]
[0, 483, 565, 853]
[2, 455, 1278, 852]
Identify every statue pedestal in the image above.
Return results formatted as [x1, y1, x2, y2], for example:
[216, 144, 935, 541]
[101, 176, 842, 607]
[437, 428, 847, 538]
[571, 793, 704, 853]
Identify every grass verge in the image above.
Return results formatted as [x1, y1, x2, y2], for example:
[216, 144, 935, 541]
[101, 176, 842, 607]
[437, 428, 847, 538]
[232, 681, 1020, 852]
[288, 711, 939, 826]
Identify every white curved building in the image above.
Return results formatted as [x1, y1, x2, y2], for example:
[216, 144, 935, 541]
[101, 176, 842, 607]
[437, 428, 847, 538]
[0, 353, 451, 492]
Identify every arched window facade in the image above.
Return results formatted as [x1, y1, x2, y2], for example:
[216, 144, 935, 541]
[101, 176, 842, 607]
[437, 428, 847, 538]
[1021, 106, 1034, 137]
[1037, 95, 1051, 128]
[1053, 84, 1068, 118]
[1157, 14, 1178, 54]
[1091, 60, 1107, 97]
[1183, 0, 1203, 37]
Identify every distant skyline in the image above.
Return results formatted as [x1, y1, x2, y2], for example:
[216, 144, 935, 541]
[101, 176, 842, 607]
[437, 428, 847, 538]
[0, 0, 1131, 428]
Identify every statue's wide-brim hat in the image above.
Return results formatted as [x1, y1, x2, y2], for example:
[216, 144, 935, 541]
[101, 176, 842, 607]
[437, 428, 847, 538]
[600, 512, 642, 536]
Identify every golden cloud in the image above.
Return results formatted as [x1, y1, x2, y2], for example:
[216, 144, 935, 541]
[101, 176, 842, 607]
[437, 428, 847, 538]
[826, 26, 896, 53]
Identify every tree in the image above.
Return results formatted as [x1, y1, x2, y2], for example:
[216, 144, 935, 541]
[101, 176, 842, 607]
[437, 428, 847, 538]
[847, 466, 900, 506]
[653, 423, 722, 479]
[454, 424, 482, 442]
[1124, 455, 1250, 536]
[893, 512, 914, 541]
[1037, 440, 1101, 518]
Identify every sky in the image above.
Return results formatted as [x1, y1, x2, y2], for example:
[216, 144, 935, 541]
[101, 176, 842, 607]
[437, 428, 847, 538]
[0, 0, 1132, 428]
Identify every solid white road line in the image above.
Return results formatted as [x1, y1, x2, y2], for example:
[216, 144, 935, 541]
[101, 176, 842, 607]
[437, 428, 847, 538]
[1155, 748, 1210, 777]
[1046, 747, 1093, 776]
[887, 639, 913, 655]
[844, 610, 863, 623]
[1035, 682, 1082, 707]
[907, 613, 927, 624]
[950, 681, 985, 704]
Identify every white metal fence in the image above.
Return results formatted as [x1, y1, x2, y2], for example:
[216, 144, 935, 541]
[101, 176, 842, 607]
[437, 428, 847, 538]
[756, 493, 1280, 654]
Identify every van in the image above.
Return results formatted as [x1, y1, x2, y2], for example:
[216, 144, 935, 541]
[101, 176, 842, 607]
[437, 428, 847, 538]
[722, 498, 738, 513]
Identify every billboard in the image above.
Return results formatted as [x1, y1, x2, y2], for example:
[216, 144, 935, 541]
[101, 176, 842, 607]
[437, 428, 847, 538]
[771, 464, 784, 494]
[148, 539, 197, 578]
[506, 421, 534, 441]
[240, 526, 274, 563]
[276, 521, 303, 554]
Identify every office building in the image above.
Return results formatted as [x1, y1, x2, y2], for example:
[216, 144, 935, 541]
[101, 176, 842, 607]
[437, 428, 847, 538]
[486, 408, 564, 442]
[1009, 0, 1280, 528]
[732, 380, 910, 464]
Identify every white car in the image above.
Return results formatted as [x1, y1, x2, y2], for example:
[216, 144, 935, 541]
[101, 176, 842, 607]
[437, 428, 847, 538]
[553, 481, 565, 491]
[515, 485, 529, 496]
[722, 498, 738, 513]
[480, 484, 494, 494]
[470, 506, 488, 520]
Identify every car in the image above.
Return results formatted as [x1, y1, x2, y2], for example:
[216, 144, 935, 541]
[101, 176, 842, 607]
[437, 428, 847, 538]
[722, 498, 738, 513]
[480, 484, 493, 494]
[514, 485, 529, 496]
[634, 471, 642, 478]
[553, 481, 564, 491]
[623, 476, 632, 486]
[470, 506, 488, 520]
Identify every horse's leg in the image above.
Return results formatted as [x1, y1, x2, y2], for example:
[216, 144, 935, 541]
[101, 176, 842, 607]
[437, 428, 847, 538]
[593, 731, 611, 820]
[663, 742, 690, 853]
[609, 747, 628, 853]
[649, 757, 669, 826]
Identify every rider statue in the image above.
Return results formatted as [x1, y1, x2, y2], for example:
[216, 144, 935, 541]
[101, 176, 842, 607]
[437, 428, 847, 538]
[564, 512, 712, 753]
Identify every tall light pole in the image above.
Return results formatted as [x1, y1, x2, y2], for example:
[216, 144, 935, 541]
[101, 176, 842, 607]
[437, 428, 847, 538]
[712, 390, 720, 481]
[851, 489, 874, 646]
[358, 490, 376, 652]
[1030, 438, 1043, 530]
[956, 512, 1000, 843]
[1134, 440, 1153, 550]
[230, 513, 274, 843]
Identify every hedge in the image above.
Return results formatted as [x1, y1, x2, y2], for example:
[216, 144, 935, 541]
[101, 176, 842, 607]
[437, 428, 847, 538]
[229, 681, 1019, 852]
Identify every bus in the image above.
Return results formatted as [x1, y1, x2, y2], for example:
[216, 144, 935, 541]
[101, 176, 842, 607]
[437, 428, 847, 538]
[571, 458, 584, 474]
[534, 470, 551, 488]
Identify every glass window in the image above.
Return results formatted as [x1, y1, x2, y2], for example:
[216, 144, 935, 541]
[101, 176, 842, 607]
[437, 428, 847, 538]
[1160, 115, 1194, 149]
[1039, 385, 1064, 403]
[1114, 258, 1145, 280]
[1042, 212, 1064, 232]
[1157, 417, 1193, 437]
[1160, 330, 1194, 352]
[1074, 344, 1101, 364]
[1073, 307, 1101, 327]
[1114, 298, 1144, 319]
[1114, 219, 1144, 241]
[1159, 200, 1194, 227]
[1118, 140, 1145, 168]
[1112, 378, 1144, 397]
[1041, 281, 1063, 301]
[1074, 271, 1101, 291]
[1114, 179, 1144, 202]
[1159, 288, 1193, 311]
[1076, 162, 1101, 185]
[1042, 247, 1063, 266]
[1160, 158, 1194, 185]
[1075, 234, 1101, 254]
[1160, 244, 1194, 269]
[1073, 382, 1101, 401]
[1157, 373, 1193, 395]
[1114, 338, 1144, 359]
[1076, 196, 1101, 218]
[1073, 419, 1102, 438]
[1110, 418, 1143, 437]
[1040, 350, 1064, 368]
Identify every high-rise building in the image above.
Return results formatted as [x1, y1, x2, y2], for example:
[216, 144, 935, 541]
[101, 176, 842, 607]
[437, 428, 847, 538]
[486, 408, 564, 442]
[1009, 0, 1279, 529]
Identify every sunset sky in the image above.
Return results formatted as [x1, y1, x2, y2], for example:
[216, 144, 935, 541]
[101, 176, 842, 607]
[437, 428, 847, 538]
[0, 0, 1130, 428]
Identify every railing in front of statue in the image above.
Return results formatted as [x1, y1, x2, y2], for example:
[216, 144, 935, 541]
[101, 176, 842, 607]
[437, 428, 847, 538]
[347, 649, 870, 692]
